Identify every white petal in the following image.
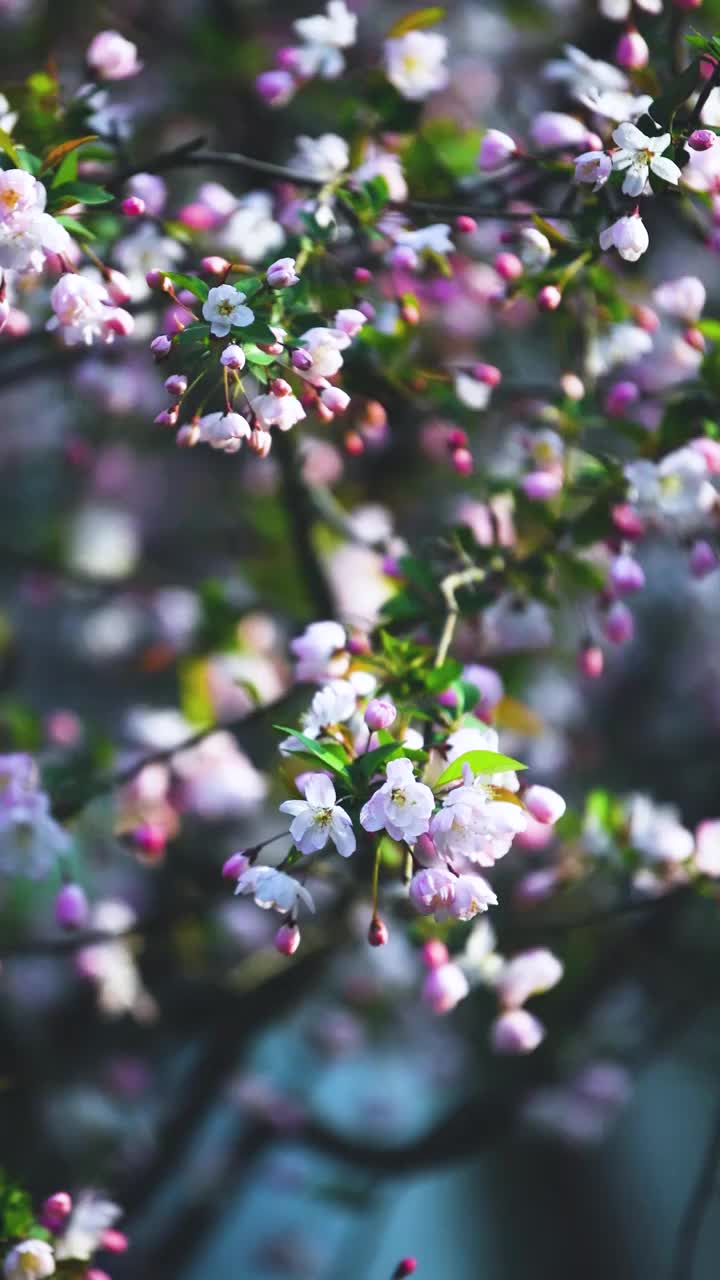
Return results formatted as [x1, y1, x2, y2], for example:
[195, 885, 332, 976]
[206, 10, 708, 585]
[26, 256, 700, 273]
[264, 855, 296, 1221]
[304, 773, 336, 808]
[231, 305, 254, 328]
[279, 799, 308, 816]
[290, 810, 316, 845]
[611, 150, 634, 171]
[647, 132, 671, 153]
[330, 811, 356, 857]
[621, 167, 647, 197]
[599, 226, 615, 251]
[612, 122, 648, 151]
[650, 155, 681, 185]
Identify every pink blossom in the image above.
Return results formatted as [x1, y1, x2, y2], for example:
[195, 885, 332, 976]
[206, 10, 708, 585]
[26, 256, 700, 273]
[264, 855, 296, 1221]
[523, 785, 566, 826]
[490, 1008, 545, 1053]
[87, 29, 142, 80]
[422, 962, 469, 1014]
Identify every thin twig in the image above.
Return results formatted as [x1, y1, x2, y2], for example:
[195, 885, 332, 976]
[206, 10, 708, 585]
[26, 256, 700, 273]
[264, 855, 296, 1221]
[670, 1095, 720, 1280]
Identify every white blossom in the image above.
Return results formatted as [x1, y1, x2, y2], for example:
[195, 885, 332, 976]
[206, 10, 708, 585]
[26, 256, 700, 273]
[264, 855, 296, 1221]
[624, 448, 716, 531]
[202, 284, 254, 337]
[235, 865, 316, 913]
[4, 1241, 55, 1280]
[293, 0, 357, 78]
[611, 122, 681, 197]
[395, 223, 454, 255]
[297, 325, 351, 380]
[303, 679, 357, 737]
[628, 794, 694, 863]
[251, 391, 306, 432]
[384, 31, 448, 101]
[197, 411, 252, 454]
[290, 621, 347, 682]
[599, 213, 649, 262]
[360, 757, 434, 844]
[430, 764, 526, 867]
[280, 772, 356, 857]
[290, 133, 349, 180]
[56, 1194, 122, 1262]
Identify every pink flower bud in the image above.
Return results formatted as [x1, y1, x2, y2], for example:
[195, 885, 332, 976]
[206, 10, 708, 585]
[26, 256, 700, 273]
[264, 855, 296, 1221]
[364, 698, 397, 731]
[258, 341, 284, 355]
[120, 195, 145, 217]
[249, 427, 273, 457]
[604, 600, 634, 645]
[605, 380, 639, 418]
[0, 296, 9, 333]
[393, 1260, 418, 1279]
[222, 851, 250, 880]
[178, 202, 218, 230]
[685, 326, 706, 353]
[615, 27, 649, 69]
[689, 128, 715, 151]
[690, 538, 718, 578]
[537, 285, 562, 311]
[201, 255, 231, 275]
[154, 407, 179, 427]
[354, 266, 372, 283]
[490, 1008, 545, 1054]
[165, 374, 188, 397]
[275, 923, 301, 955]
[270, 378, 292, 397]
[150, 334, 172, 360]
[276, 45, 303, 72]
[105, 269, 132, 305]
[389, 245, 419, 271]
[126, 173, 166, 216]
[292, 347, 313, 371]
[368, 915, 389, 947]
[456, 214, 477, 233]
[578, 644, 604, 678]
[690, 436, 720, 473]
[611, 553, 645, 595]
[494, 252, 523, 281]
[422, 962, 469, 1014]
[472, 362, 502, 387]
[221, 343, 246, 370]
[414, 833, 442, 867]
[452, 446, 473, 475]
[478, 128, 517, 171]
[54, 883, 90, 931]
[524, 784, 566, 825]
[266, 256, 300, 287]
[320, 386, 351, 414]
[87, 29, 142, 80]
[421, 939, 449, 969]
[436, 687, 459, 709]
[133, 822, 166, 856]
[105, 308, 134, 336]
[612, 502, 645, 538]
[40, 1192, 72, 1232]
[521, 470, 562, 501]
[561, 373, 585, 400]
[145, 269, 168, 292]
[101, 1229, 128, 1254]
[256, 69, 296, 107]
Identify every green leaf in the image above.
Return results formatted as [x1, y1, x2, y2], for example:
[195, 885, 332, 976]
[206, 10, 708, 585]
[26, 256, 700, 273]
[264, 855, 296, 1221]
[244, 342, 277, 366]
[388, 7, 445, 36]
[162, 271, 210, 302]
[423, 659, 462, 693]
[49, 180, 113, 206]
[172, 321, 210, 349]
[434, 749, 526, 789]
[0, 127, 21, 167]
[274, 726, 350, 778]
[238, 317, 276, 344]
[55, 214, 96, 241]
[41, 135, 98, 174]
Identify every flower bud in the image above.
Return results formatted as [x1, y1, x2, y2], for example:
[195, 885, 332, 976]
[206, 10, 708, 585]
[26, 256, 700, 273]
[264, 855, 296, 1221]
[40, 1191, 72, 1232]
[421, 939, 450, 969]
[145, 269, 169, 292]
[126, 173, 166, 216]
[292, 347, 313, 371]
[561, 373, 585, 400]
[494, 252, 523, 281]
[615, 27, 649, 69]
[132, 822, 166, 856]
[54, 883, 90, 931]
[120, 195, 145, 217]
[368, 915, 389, 947]
[154, 407, 179, 427]
[604, 600, 634, 645]
[422, 962, 469, 1014]
[364, 698, 397, 731]
[478, 128, 517, 171]
[521, 470, 562, 501]
[490, 1008, 545, 1054]
[105, 308, 134, 336]
[537, 284, 562, 311]
[266, 256, 300, 287]
[578, 643, 604, 679]
[605, 380, 639, 418]
[201, 255, 231, 276]
[270, 378, 292, 397]
[523, 784, 566, 825]
[456, 214, 477, 233]
[688, 128, 715, 151]
[165, 374, 188, 398]
[452, 446, 473, 475]
[275, 923, 301, 955]
[101, 1230, 128, 1254]
[105, 269, 132, 305]
[354, 266, 372, 282]
[222, 851, 250, 880]
[220, 343, 246, 370]
[320, 386, 351, 414]
[150, 334, 172, 360]
[611, 553, 645, 595]
[690, 538, 718, 578]
[256, 69, 296, 107]
[87, 29, 142, 80]
[472, 362, 501, 387]
[393, 1260, 418, 1279]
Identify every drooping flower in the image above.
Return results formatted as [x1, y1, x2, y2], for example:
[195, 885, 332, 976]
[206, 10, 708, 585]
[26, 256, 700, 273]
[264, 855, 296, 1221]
[495, 948, 564, 1008]
[202, 284, 254, 337]
[4, 1240, 55, 1280]
[360, 757, 434, 844]
[599, 212, 649, 262]
[297, 326, 351, 381]
[611, 123, 681, 197]
[280, 772, 356, 857]
[197, 411, 252, 454]
[384, 30, 449, 101]
[574, 150, 612, 190]
[235, 865, 316, 913]
[251, 390, 306, 431]
[430, 765, 526, 867]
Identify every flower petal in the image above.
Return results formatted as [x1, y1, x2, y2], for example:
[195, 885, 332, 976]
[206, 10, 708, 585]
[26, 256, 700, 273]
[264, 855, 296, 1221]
[612, 121, 648, 151]
[650, 155, 681, 185]
[304, 773, 336, 808]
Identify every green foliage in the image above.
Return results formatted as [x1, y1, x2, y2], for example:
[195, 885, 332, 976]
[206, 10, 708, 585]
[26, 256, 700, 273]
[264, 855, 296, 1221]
[434, 750, 527, 789]
[47, 180, 113, 209]
[162, 271, 210, 302]
[273, 726, 351, 780]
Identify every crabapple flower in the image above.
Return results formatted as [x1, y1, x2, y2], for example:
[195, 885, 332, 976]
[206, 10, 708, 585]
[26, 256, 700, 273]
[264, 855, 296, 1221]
[334, 308, 367, 338]
[55, 1194, 122, 1262]
[430, 765, 527, 867]
[628, 795, 694, 863]
[478, 129, 517, 171]
[267, 257, 300, 287]
[451, 873, 499, 920]
[302, 679, 356, 737]
[409, 867, 457, 918]
[290, 620, 346, 681]
[365, 698, 397, 731]
[293, 0, 357, 78]
[530, 112, 591, 150]
[574, 150, 612, 190]
[599, 212, 649, 262]
[0, 170, 71, 273]
[86, 30, 142, 79]
[280, 773, 356, 857]
[297, 326, 351, 380]
[202, 284, 254, 337]
[652, 276, 706, 323]
[48, 273, 130, 347]
[491, 1008, 545, 1054]
[422, 962, 469, 1014]
[384, 31, 449, 101]
[197, 411, 252, 454]
[394, 223, 454, 256]
[220, 344, 246, 370]
[290, 133, 349, 180]
[235, 865, 316, 913]
[495, 948, 564, 1008]
[624, 448, 715, 530]
[4, 1240, 55, 1279]
[251, 390, 306, 431]
[611, 123, 681, 197]
[352, 147, 408, 201]
[0, 755, 70, 878]
[360, 757, 434, 844]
